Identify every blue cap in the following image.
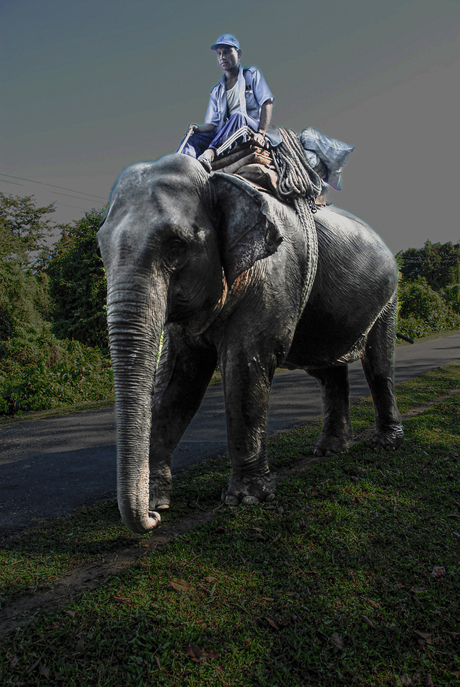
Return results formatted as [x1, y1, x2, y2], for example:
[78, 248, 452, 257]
[210, 33, 240, 51]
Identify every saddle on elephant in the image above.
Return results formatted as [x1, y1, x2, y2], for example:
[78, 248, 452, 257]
[211, 138, 279, 195]
[207, 125, 354, 208]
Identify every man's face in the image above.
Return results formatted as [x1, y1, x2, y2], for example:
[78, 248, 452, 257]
[216, 45, 241, 71]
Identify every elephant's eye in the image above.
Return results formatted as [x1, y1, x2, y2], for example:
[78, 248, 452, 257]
[163, 238, 187, 267]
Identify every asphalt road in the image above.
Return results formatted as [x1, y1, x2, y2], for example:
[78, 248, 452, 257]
[1, 332, 459, 537]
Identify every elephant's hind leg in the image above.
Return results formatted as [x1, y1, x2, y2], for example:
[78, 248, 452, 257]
[307, 365, 353, 456]
[149, 327, 217, 510]
[362, 296, 403, 450]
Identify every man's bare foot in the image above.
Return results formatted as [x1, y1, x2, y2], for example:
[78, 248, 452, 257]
[198, 149, 216, 164]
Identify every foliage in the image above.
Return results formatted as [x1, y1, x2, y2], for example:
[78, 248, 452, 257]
[0, 260, 51, 338]
[441, 283, 460, 315]
[0, 192, 57, 269]
[397, 277, 460, 339]
[47, 208, 108, 350]
[0, 322, 113, 415]
[0, 196, 112, 416]
[0, 194, 57, 341]
[397, 240, 460, 292]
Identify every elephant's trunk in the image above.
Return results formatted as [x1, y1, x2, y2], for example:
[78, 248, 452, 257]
[107, 277, 167, 534]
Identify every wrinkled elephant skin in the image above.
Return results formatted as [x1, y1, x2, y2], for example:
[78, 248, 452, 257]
[97, 154, 403, 534]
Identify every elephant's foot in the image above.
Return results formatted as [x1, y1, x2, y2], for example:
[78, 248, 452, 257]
[149, 466, 172, 511]
[221, 474, 276, 506]
[313, 432, 353, 457]
[370, 425, 404, 451]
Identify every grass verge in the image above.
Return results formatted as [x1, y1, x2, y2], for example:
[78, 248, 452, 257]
[0, 362, 459, 685]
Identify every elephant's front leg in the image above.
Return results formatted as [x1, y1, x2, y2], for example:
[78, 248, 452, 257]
[221, 347, 276, 506]
[149, 328, 217, 510]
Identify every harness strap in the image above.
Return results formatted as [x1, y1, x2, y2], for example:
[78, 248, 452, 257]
[272, 128, 323, 313]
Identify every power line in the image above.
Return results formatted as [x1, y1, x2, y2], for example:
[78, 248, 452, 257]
[54, 202, 100, 211]
[0, 179, 24, 187]
[1, 180, 104, 206]
[53, 190, 107, 204]
[0, 180, 103, 214]
[0, 172, 108, 202]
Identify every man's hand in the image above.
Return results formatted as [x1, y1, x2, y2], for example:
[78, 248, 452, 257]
[253, 131, 266, 147]
[187, 123, 216, 135]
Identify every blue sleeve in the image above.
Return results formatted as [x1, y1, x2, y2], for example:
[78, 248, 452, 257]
[205, 88, 220, 127]
[252, 68, 274, 107]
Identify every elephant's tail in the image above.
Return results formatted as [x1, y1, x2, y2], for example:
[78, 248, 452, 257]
[396, 332, 414, 344]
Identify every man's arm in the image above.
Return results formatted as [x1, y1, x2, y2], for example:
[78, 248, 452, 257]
[258, 100, 273, 135]
[253, 100, 273, 146]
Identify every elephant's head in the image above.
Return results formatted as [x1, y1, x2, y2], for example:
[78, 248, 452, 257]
[97, 154, 282, 534]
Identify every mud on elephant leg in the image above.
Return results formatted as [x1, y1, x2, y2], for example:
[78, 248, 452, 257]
[307, 365, 353, 456]
[221, 347, 277, 506]
[362, 297, 404, 450]
[149, 327, 218, 510]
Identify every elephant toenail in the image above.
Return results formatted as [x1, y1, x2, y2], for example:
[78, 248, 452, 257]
[148, 511, 161, 526]
[241, 496, 259, 505]
[225, 495, 239, 506]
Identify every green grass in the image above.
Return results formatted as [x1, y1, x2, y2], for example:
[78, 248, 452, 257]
[1, 362, 459, 685]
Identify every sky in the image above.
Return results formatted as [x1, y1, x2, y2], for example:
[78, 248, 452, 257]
[1, 0, 459, 254]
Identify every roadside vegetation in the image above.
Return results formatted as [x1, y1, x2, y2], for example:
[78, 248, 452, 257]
[1, 192, 459, 417]
[0, 194, 112, 416]
[1, 361, 459, 685]
[396, 243, 460, 340]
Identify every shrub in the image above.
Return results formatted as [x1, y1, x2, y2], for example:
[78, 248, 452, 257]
[398, 277, 460, 338]
[0, 322, 113, 416]
[441, 284, 460, 315]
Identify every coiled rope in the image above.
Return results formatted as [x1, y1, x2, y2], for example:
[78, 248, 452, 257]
[271, 127, 323, 313]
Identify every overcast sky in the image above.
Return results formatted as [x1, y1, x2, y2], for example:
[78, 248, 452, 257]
[2, 0, 459, 254]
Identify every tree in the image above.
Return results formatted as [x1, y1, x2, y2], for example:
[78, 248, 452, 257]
[47, 208, 108, 350]
[397, 240, 460, 291]
[0, 194, 58, 340]
[0, 193, 57, 269]
[0, 199, 113, 415]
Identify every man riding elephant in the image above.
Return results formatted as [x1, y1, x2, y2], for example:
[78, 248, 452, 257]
[178, 33, 354, 197]
[177, 33, 280, 168]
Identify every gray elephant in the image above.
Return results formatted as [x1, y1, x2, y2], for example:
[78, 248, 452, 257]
[97, 153, 403, 535]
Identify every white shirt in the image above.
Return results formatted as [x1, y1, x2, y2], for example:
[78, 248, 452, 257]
[226, 82, 240, 117]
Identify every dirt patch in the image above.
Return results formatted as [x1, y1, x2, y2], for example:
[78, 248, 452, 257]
[0, 509, 217, 637]
[399, 387, 460, 418]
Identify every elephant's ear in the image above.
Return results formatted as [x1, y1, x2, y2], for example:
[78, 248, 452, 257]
[207, 172, 283, 287]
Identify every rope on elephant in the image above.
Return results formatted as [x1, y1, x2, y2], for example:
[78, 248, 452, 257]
[272, 127, 323, 312]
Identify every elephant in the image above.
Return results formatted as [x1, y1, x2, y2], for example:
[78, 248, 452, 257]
[97, 153, 403, 535]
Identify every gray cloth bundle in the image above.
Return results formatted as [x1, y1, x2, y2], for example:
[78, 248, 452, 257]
[298, 127, 355, 190]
